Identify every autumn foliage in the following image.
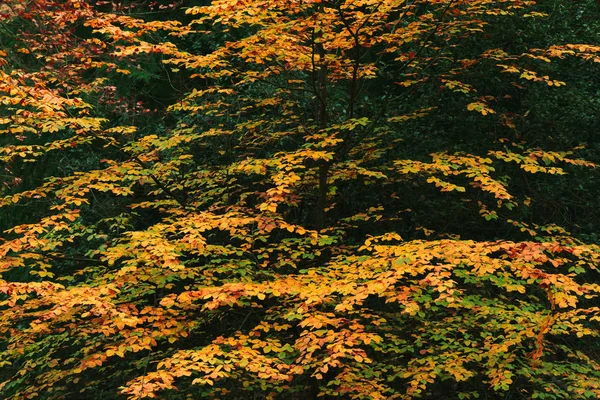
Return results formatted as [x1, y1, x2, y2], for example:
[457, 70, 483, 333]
[1, 0, 600, 399]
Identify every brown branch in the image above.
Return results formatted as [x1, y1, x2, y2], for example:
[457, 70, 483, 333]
[396, 0, 457, 76]
[28, 250, 109, 266]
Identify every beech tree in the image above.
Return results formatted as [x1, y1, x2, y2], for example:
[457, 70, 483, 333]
[1, 1, 600, 399]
